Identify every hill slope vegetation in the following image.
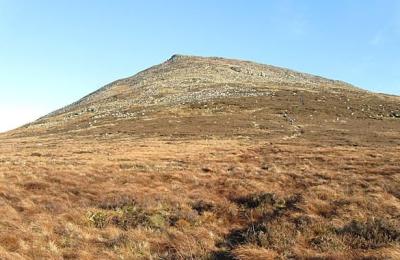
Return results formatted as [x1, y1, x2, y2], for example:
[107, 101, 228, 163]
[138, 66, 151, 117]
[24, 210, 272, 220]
[0, 55, 399, 259]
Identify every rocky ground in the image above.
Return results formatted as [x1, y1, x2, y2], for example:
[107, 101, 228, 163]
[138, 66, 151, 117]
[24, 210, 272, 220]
[0, 55, 399, 259]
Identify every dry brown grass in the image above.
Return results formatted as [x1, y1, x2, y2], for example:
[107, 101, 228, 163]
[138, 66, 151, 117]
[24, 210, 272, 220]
[0, 133, 399, 259]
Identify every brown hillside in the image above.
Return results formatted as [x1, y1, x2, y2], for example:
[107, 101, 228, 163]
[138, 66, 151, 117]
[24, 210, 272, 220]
[0, 55, 399, 259]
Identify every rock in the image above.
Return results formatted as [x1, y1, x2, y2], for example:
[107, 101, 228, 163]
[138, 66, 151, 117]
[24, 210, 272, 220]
[389, 111, 400, 118]
[260, 163, 269, 170]
[201, 167, 212, 173]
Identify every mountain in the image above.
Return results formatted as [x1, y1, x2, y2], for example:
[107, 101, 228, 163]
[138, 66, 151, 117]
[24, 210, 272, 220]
[11, 54, 400, 145]
[0, 55, 399, 259]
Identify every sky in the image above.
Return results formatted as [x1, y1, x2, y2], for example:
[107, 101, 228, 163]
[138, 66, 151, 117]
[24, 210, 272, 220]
[0, 0, 399, 132]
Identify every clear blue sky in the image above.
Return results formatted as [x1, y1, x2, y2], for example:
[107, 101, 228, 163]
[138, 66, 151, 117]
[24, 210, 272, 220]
[0, 0, 399, 131]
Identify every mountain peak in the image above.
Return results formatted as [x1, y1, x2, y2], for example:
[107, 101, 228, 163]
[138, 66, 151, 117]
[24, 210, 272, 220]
[38, 55, 357, 119]
[13, 55, 399, 137]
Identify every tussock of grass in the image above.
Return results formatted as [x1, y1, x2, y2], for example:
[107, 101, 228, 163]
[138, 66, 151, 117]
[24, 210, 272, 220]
[339, 218, 400, 249]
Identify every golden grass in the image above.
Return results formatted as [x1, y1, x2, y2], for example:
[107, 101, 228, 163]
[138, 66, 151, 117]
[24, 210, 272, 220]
[0, 134, 399, 259]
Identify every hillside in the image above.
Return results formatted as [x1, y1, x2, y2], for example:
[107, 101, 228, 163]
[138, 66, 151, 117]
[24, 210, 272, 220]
[0, 55, 399, 259]
[9, 55, 399, 145]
